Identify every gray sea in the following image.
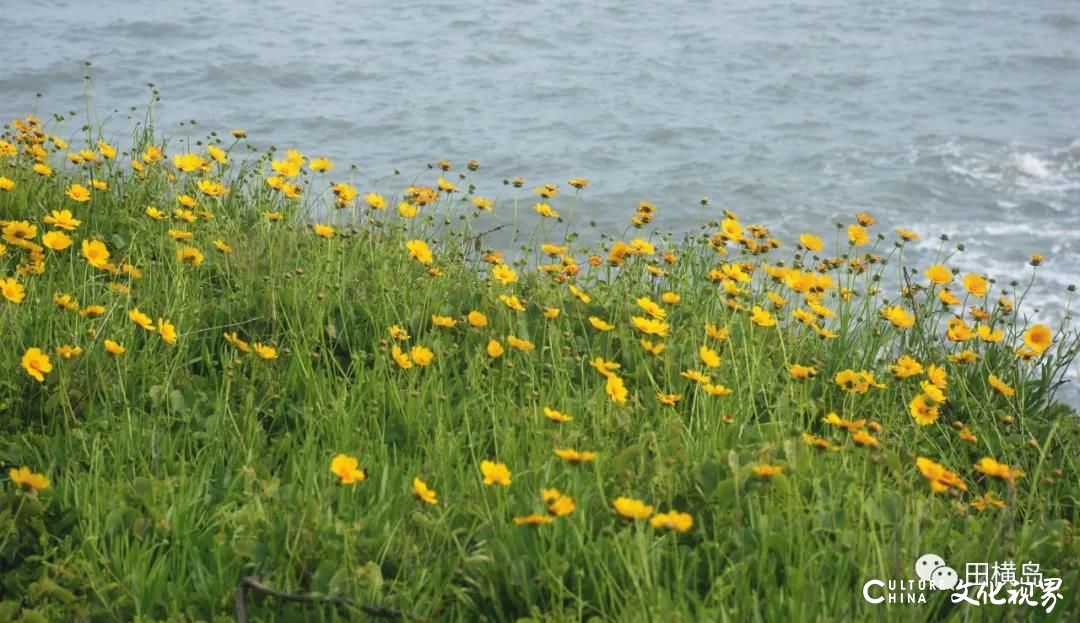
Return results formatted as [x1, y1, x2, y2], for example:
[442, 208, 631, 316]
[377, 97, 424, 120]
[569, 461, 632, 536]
[3, 0, 1079, 397]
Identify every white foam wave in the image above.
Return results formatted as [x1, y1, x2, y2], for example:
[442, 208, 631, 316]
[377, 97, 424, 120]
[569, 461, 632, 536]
[1012, 153, 1053, 179]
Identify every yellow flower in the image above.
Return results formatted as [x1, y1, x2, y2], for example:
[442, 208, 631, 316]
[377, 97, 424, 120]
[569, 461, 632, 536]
[397, 202, 417, 218]
[21, 347, 52, 382]
[480, 460, 511, 486]
[640, 339, 665, 356]
[499, 294, 525, 312]
[486, 339, 505, 359]
[437, 177, 457, 193]
[657, 392, 681, 406]
[213, 240, 234, 254]
[788, 364, 817, 380]
[129, 308, 155, 331]
[207, 144, 228, 165]
[8, 466, 49, 491]
[271, 158, 301, 178]
[330, 454, 366, 484]
[507, 335, 535, 352]
[568, 284, 591, 303]
[650, 511, 693, 532]
[32, 163, 52, 177]
[802, 433, 833, 451]
[56, 345, 83, 359]
[630, 238, 655, 255]
[924, 264, 952, 285]
[977, 324, 1004, 342]
[543, 307, 561, 320]
[466, 311, 488, 327]
[838, 369, 884, 393]
[750, 306, 777, 327]
[309, 157, 333, 172]
[946, 317, 974, 342]
[53, 293, 78, 311]
[889, 355, 924, 379]
[79, 305, 105, 318]
[703, 383, 733, 397]
[699, 345, 721, 368]
[971, 492, 1007, 512]
[173, 153, 207, 173]
[881, 305, 915, 329]
[79, 240, 109, 270]
[962, 273, 989, 297]
[406, 239, 433, 265]
[630, 315, 670, 337]
[472, 197, 493, 211]
[534, 183, 559, 198]
[146, 206, 167, 221]
[681, 369, 711, 384]
[974, 457, 1024, 483]
[44, 209, 81, 231]
[1, 277, 25, 303]
[158, 318, 177, 345]
[391, 345, 413, 369]
[104, 339, 126, 356]
[847, 224, 870, 246]
[410, 477, 437, 505]
[65, 183, 91, 202]
[589, 316, 614, 332]
[554, 448, 598, 464]
[799, 233, 823, 252]
[97, 140, 117, 160]
[987, 374, 1014, 397]
[410, 345, 434, 367]
[1023, 324, 1052, 354]
[331, 182, 358, 207]
[752, 464, 783, 479]
[916, 457, 966, 494]
[196, 179, 228, 197]
[896, 227, 919, 241]
[491, 264, 517, 285]
[612, 496, 654, 520]
[41, 231, 72, 251]
[388, 325, 410, 341]
[605, 374, 628, 404]
[543, 407, 572, 423]
[312, 224, 335, 238]
[705, 324, 730, 341]
[909, 394, 940, 426]
[513, 514, 553, 526]
[431, 315, 457, 329]
[223, 332, 251, 353]
[177, 246, 205, 268]
[851, 430, 880, 447]
[938, 289, 960, 306]
[253, 343, 278, 360]
[661, 291, 681, 305]
[543, 490, 576, 517]
[0, 177, 14, 191]
[533, 203, 559, 219]
[360, 192, 386, 210]
[168, 229, 194, 241]
[636, 296, 667, 320]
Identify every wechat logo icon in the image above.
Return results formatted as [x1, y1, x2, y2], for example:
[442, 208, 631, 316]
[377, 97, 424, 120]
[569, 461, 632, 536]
[915, 553, 959, 590]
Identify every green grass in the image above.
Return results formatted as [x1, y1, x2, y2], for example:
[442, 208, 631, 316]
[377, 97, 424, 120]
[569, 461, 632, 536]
[0, 104, 1078, 622]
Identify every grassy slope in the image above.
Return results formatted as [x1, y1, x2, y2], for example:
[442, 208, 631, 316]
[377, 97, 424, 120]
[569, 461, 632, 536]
[0, 111, 1078, 622]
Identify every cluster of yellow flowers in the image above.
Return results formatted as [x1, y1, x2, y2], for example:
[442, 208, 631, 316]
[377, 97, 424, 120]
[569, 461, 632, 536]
[2, 111, 1068, 532]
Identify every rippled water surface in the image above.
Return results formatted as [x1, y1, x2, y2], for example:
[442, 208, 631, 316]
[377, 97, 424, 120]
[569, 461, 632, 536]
[3, 1, 1079, 322]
